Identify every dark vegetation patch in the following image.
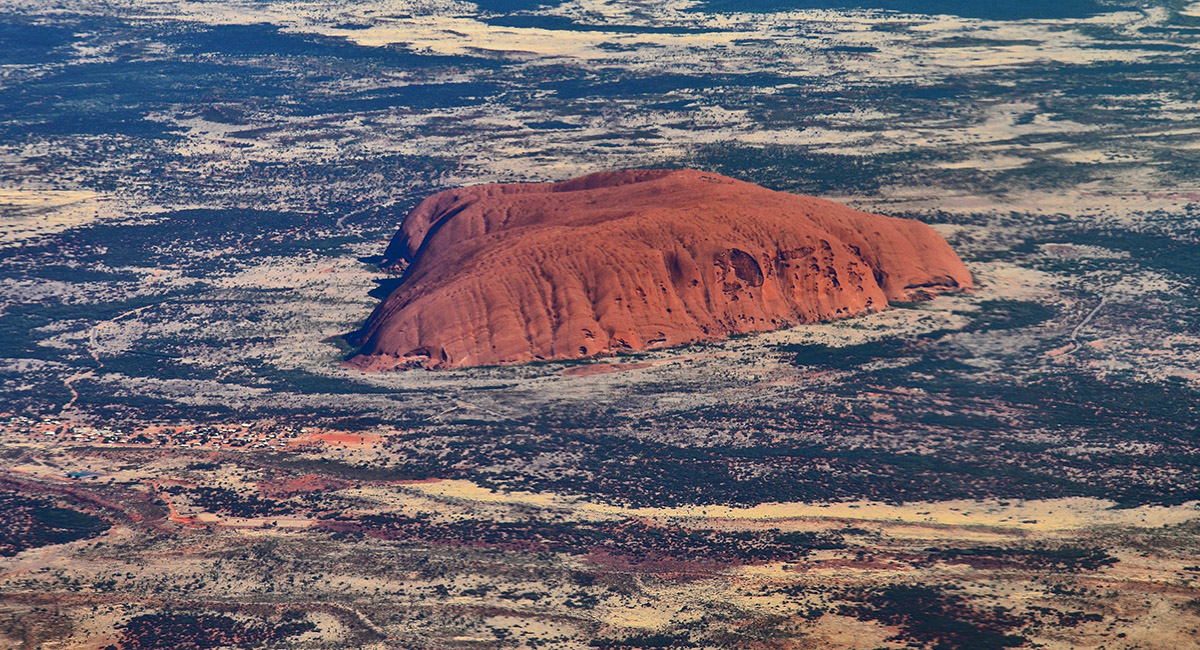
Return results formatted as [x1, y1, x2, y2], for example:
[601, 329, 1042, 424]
[365, 362, 1200, 508]
[825, 44, 878, 53]
[1056, 227, 1200, 284]
[167, 22, 500, 70]
[46, 209, 343, 270]
[779, 299, 1057, 366]
[185, 461, 221, 471]
[110, 611, 313, 650]
[694, 0, 1107, 20]
[924, 545, 1118, 571]
[925, 37, 1045, 48]
[589, 632, 697, 648]
[268, 455, 438, 482]
[525, 119, 585, 130]
[961, 299, 1059, 332]
[687, 144, 936, 195]
[840, 584, 1028, 649]
[1027, 606, 1104, 627]
[324, 514, 846, 566]
[252, 367, 399, 395]
[0, 20, 501, 139]
[1091, 41, 1190, 52]
[0, 293, 186, 365]
[0, 16, 81, 64]
[0, 57, 247, 140]
[163, 486, 290, 518]
[0, 14, 482, 212]
[0, 491, 111, 556]
[71, 389, 238, 425]
[545, 72, 789, 101]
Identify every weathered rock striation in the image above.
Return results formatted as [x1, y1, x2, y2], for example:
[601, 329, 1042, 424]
[348, 169, 971, 370]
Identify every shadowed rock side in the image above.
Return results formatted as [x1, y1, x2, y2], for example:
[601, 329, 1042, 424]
[348, 169, 971, 370]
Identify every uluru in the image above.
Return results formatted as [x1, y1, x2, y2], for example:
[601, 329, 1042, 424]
[347, 169, 971, 370]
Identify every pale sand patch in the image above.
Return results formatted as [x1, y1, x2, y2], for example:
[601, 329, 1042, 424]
[0, 188, 103, 247]
[217, 516, 314, 529]
[598, 599, 682, 629]
[804, 615, 901, 649]
[404, 479, 1200, 532]
[0, 188, 97, 208]
[596, 578, 717, 629]
[937, 155, 1030, 171]
[1045, 343, 1074, 357]
[327, 16, 743, 59]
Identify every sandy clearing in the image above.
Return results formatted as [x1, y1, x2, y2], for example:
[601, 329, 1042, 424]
[403, 479, 1200, 533]
[0, 188, 104, 247]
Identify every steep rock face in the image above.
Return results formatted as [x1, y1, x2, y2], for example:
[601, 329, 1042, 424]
[348, 169, 971, 370]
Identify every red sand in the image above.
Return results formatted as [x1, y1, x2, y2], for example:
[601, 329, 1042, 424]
[291, 432, 382, 448]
